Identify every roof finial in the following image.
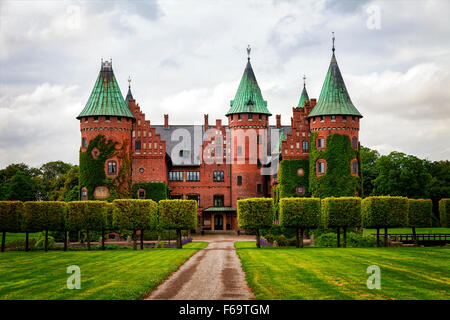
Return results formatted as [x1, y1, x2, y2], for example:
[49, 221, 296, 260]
[128, 76, 131, 89]
[332, 32, 335, 53]
[303, 74, 306, 88]
[247, 44, 251, 61]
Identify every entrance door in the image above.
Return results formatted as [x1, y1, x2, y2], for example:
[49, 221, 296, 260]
[214, 214, 223, 230]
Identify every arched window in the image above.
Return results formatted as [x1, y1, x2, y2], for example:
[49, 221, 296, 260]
[296, 185, 305, 195]
[82, 138, 87, 148]
[81, 187, 88, 200]
[352, 137, 358, 149]
[317, 159, 326, 175]
[107, 161, 117, 175]
[351, 159, 358, 175]
[316, 137, 325, 149]
[137, 189, 146, 199]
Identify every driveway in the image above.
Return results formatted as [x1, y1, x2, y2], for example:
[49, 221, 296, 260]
[146, 238, 254, 300]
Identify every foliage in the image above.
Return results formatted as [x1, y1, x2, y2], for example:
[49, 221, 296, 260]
[360, 146, 380, 197]
[34, 235, 55, 249]
[0, 201, 23, 232]
[40, 161, 73, 201]
[439, 199, 450, 227]
[427, 161, 450, 223]
[408, 199, 432, 228]
[361, 196, 409, 228]
[278, 159, 310, 198]
[260, 225, 296, 239]
[279, 197, 320, 229]
[22, 201, 67, 232]
[309, 133, 361, 198]
[320, 197, 361, 228]
[131, 182, 168, 202]
[113, 199, 158, 232]
[6, 171, 37, 201]
[315, 232, 377, 248]
[159, 200, 197, 230]
[67, 201, 107, 232]
[237, 198, 274, 230]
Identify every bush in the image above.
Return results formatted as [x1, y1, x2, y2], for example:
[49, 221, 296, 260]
[321, 197, 361, 247]
[0, 201, 23, 252]
[280, 197, 320, 248]
[408, 199, 432, 228]
[237, 198, 274, 248]
[113, 199, 158, 250]
[260, 225, 296, 239]
[315, 233, 337, 247]
[315, 231, 377, 248]
[34, 235, 55, 249]
[275, 234, 289, 247]
[439, 199, 450, 227]
[159, 200, 197, 249]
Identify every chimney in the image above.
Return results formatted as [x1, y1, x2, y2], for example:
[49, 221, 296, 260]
[276, 115, 281, 129]
[164, 114, 169, 128]
[204, 114, 209, 131]
[310, 98, 317, 108]
[216, 119, 222, 127]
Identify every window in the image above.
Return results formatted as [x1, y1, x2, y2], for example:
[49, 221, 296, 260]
[94, 116, 99, 122]
[317, 137, 325, 149]
[331, 115, 336, 122]
[82, 138, 87, 148]
[352, 160, 358, 175]
[138, 189, 146, 199]
[105, 116, 110, 122]
[214, 195, 224, 207]
[248, 113, 253, 120]
[81, 188, 87, 200]
[257, 135, 262, 145]
[107, 161, 117, 175]
[117, 117, 122, 122]
[213, 171, 224, 182]
[342, 116, 347, 122]
[296, 185, 305, 195]
[297, 168, 304, 176]
[259, 114, 262, 120]
[169, 171, 183, 181]
[238, 114, 242, 121]
[237, 146, 242, 156]
[352, 137, 358, 149]
[313, 117, 316, 123]
[187, 194, 200, 206]
[317, 160, 326, 175]
[186, 171, 200, 181]
[257, 184, 262, 193]
[135, 140, 141, 150]
[296, 142, 300, 149]
[237, 176, 242, 186]
[320, 116, 325, 122]
[352, 116, 356, 122]
[302, 141, 309, 152]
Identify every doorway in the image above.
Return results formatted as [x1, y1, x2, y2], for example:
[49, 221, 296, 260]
[214, 214, 223, 230]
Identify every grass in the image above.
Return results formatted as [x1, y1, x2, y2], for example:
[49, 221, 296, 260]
[363, 227, 450, 235]
[235, 241, 450, 300]
[3, 232, 41, 245]
[0, 242, 207, 300]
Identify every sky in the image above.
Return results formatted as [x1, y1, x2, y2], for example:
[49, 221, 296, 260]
[0, 0, 449, 168]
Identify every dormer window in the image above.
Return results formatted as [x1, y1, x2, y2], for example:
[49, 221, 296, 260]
[320, 116, 325, 122]
[331, 115, 336, 122]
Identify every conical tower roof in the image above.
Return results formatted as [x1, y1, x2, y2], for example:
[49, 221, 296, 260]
[77, 60, 134, 119]
[226, 54, 271, 116]
[308, 53, 362, 118]
[125, 86, 134, 101]
[297, 84, 309, 108]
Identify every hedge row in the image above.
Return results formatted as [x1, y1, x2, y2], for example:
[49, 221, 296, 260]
[237, 198, 274, 248]
[0, 199, 197, 251]
[439, 199, 450, 228]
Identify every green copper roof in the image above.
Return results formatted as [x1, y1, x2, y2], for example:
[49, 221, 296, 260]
[77, 61, 134, 119]
[125, 86, 134, 101]
[308, 53, 362, 118]
[226, 59, 271, 116]
[203, 206, 236, 212]
[297, 85, 309, 108]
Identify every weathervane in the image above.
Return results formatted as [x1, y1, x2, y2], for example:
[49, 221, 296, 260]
[303, 74, 306, 88]
[128, 76, 131, 88]
[247, 44, 251, 61]
[332, 32, 335, 53]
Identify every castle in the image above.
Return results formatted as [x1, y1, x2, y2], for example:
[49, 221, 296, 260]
[77, 40, 363, 232]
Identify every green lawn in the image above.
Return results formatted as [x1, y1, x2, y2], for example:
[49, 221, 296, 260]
[0, 242, 207, 300]
[235, 241, 450, 300]
[364, 227, 450, 235]
[3, 232, 41, 245]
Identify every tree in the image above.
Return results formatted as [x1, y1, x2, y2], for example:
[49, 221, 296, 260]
[426, 161, 450, 223]
[40, 161, 73, 201]
[408, 199, 432, 245]
[0, 201, 23, 252]
[280, 198, 320, 248]
[67, 201, 107, 250]
[113, 199, 158, 250]
[22, 201, 67, 252]
[159, 200, 197, 249]
[360, 146, 380, 197]
[237, 198, 274, 248]
[7, 171, 37, 201]
[373, 152, 431, 198]
[439, 199, 450, 227]
[362, 196, 409, 247]
[321, 197, 361, 248]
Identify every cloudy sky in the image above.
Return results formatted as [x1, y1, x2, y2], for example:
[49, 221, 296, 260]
[1, 0, 449, 168]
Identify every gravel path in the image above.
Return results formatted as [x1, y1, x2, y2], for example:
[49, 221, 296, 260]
[146, 240, 254, 300]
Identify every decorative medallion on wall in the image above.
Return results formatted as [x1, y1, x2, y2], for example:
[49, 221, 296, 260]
[93, 186, 109, 199]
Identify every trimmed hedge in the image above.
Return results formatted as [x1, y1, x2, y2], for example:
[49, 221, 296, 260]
[22, 201, 67, 251]
[0, 201, 23, 252]
[439, 199, 450, 227]
[67, 201, 107, 250]
[159, 199, 197, 249]
[279, 197, 320, 248]
[321, 197, 361, 247]
[361, 196, 409, 247]
[131, 182, 168, 202]
[237, 198, 274, 248]
[408, 199, 432, 228]
[113, 199, 158, 250]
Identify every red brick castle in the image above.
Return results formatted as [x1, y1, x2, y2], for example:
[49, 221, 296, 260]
[77, 39, 363, 232]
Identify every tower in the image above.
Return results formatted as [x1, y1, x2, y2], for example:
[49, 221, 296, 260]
[77, 60, 135, 200]
[307, 33, 363, 197]
[226, 46, 271, 206]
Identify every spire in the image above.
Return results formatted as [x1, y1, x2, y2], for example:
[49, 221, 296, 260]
[308, 43, 362, 118]
[125, 76, 134, 101]
[332, 31, 335, 53]
[297, 75, 309, 108]
[226, 46, 271, 116]
[77, 60, 135, 119]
